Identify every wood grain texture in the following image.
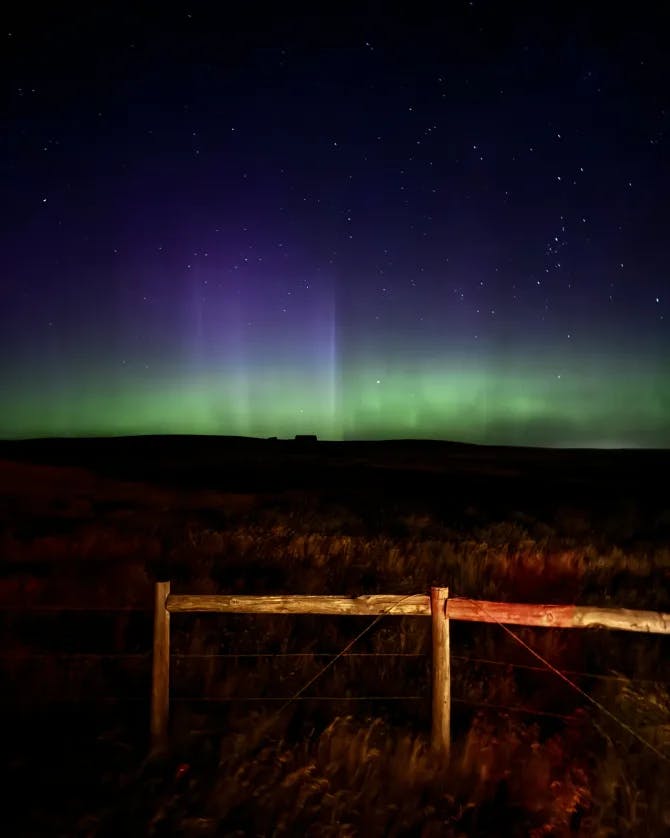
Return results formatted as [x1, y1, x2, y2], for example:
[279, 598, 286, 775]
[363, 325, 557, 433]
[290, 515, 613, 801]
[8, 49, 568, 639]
[166, 593, 670, 633]
[431, 587, 450, 759]
[167, 594, 430, 616]
[151, 580, 170, 752]
[447, 600, 670, 634]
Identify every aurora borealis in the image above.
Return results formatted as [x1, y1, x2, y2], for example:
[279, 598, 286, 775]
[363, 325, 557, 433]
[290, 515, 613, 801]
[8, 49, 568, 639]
[2, 4, 669, 446]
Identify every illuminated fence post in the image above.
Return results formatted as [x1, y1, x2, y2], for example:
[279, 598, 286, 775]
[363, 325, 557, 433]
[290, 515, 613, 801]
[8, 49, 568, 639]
[151, 580, 171, 752]
[156, 589, 670, 754]
[430, 586, 451, 760]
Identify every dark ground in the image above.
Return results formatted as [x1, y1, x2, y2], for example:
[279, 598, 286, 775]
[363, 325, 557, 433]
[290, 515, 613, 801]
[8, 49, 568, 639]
[1, 436, 669, 835]
[2, 434, 669, 525]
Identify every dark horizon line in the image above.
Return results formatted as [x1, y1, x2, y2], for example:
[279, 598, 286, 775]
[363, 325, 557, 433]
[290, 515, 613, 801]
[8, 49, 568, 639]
[0, 433, 667, 454]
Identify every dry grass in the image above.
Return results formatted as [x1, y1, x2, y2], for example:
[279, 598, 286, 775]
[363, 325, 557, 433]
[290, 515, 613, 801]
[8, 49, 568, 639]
[2, 457, 670, 835]
[87, 713, 594, 836]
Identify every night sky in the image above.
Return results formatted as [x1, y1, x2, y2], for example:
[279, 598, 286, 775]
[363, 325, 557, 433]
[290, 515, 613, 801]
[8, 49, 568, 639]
[3, 3, 669, 446]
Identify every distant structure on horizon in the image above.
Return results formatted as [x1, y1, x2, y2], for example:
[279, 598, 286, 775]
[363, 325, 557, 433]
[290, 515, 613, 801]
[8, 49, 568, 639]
[294, 434, 318, 442]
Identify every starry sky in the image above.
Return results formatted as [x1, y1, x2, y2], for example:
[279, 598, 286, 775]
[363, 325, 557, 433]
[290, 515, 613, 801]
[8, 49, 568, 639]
[2, 3, 669, 446]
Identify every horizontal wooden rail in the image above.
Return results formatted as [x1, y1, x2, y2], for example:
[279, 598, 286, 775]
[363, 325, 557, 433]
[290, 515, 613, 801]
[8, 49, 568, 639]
[167, 594, 429, 616]
[447, 600, 670, 634]
[154, 587, 670, 754]
[166, 594, 670, 634]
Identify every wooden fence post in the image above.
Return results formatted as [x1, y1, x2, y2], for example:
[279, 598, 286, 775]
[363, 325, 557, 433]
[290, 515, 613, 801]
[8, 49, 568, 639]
[430, 586, 450, 760]
[151, 580, 170, 752]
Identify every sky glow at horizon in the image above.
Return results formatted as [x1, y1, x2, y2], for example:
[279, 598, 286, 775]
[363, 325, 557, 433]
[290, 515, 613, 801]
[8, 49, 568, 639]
[2, 5, 669, 447]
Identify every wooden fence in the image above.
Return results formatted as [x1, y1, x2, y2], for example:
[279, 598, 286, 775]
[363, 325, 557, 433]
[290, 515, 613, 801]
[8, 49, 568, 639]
[151, 582, 670, 758]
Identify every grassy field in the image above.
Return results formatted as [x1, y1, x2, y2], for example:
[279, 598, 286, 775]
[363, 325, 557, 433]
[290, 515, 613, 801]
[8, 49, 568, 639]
[1, 436, 670, 835]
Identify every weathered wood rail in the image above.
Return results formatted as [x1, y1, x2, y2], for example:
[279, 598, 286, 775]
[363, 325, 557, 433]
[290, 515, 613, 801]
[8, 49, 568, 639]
[166, 593, 670, 633]
[152, 583, 670, 757]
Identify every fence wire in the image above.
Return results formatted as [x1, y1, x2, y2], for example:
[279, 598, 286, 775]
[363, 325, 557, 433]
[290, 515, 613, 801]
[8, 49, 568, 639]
[2, 649, 669, 686]
[4, 598, 670, 763]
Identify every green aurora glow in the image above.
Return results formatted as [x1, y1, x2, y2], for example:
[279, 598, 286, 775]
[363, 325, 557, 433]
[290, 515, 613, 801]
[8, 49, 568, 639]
[3, 351, 668, 447]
